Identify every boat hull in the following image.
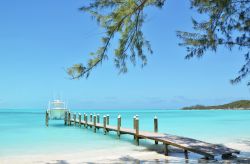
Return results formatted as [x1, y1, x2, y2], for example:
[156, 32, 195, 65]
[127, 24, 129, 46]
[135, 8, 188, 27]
[48, 109, 67, 120]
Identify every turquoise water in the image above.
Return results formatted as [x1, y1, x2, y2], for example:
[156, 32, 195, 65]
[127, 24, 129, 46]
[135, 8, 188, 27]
[0, 109, 250, 158]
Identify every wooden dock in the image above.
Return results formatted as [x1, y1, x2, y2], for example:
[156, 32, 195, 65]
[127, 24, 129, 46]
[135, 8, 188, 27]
[58, 112, 239, 160]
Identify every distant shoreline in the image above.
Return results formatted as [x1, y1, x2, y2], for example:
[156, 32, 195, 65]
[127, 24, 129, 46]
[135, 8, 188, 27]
[182, 100, 250, 110]
[182, 108, 250, 110]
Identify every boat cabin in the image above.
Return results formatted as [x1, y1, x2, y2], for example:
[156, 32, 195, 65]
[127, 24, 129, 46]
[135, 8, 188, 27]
[47, 100, 69, 120]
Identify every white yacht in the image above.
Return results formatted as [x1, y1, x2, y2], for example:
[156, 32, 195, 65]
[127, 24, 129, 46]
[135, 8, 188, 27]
[47, 99, 69, 120]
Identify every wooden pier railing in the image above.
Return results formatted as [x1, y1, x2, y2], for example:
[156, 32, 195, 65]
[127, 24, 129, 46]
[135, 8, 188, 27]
[49, 111, 240, 160]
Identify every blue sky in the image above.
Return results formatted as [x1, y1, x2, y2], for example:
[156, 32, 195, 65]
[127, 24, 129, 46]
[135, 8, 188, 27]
[0, 0, 249, 109]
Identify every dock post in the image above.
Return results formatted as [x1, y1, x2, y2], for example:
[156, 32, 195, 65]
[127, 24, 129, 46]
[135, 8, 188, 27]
[67, 112, 69, 125]
[164, 144, 169, 156]
[74, 113, 76, 126]
[45, 111, 49, 127]
[154, 116, 158, 144]
[78, 113, 82, 127]
[133, 116, 136, 129]
[103, 115, 107, 135]
[117, 115, 121, 138]
[83, 113, 86, 127]
[64, 111, 67, 125]
[106, 115, 109, 133]
[93, 115, 97, 133]
[135, 117, 139, 145]
[97, 114, 100, 130]
[133, 116, 136, 139]
[68, 112, 71, 126]
[85, 114, 88, 128]
[90, 113, 92, 122]
[106, 115, 109, 125]
[97, 114, 100, 123]
[90, 114, 92, 128]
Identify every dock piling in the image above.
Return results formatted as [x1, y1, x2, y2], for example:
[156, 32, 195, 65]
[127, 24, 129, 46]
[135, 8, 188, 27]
[135, 117, 139, 145]
[133, 116, 136, 129]
[103, 115, 107, 135]
[133, 116, 136, 139]
[97, 114, 100, 130]
[78, 113, 82, 127]
[68, 112, 71, 126]
[164, 144, 169, 156]
[73, 113, 76, 126]
[83, 113, 86, 127]
[93, 115, 97, 133]
[90, 114, 92, 122]
[106, 115, 110, 133]
[97, 114, 100, 123]
[154, 116, 158, 144]
[90, 114, 92, 128]
[45, 111, 49, 127]
[64, 111, 67, 125]
[85, 114, 88, 128]
[106, 115, 109, 125]
[117, 115, 121, 138]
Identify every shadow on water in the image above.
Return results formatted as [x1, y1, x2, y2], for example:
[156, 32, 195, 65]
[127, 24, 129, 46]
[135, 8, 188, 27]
[115, 155, 171, 163]
[45, 160, 70, 164]
[48, 123, 66, 128]
[101, 156, 250, 164]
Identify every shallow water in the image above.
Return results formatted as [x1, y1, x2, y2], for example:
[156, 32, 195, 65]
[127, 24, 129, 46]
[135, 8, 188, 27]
[0, 109, 250, 159]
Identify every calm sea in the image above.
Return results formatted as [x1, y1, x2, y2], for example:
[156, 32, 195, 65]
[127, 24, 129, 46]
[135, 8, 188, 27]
[0, 109, 250, 158]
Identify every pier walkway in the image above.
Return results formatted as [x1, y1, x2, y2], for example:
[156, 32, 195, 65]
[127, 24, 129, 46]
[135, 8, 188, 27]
[50, 112, 240, 160]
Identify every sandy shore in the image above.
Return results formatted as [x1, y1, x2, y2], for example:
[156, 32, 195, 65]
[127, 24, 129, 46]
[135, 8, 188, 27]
[1, 142, 250, 164]
[0, 147, 183, 164]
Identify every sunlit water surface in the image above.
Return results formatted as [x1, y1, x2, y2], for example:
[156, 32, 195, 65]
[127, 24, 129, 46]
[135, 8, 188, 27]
[0, 109, 250, 159]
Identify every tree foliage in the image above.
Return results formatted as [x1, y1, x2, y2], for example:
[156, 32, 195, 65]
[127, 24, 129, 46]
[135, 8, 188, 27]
[177, 0, 250, 84]
[68, 0, 250, 85]
[68, 0, 165, 79]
